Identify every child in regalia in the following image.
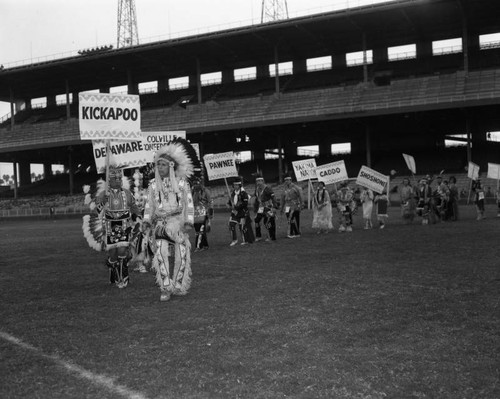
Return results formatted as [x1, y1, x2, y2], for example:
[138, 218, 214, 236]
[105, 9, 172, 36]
[336, 181, 355, 232]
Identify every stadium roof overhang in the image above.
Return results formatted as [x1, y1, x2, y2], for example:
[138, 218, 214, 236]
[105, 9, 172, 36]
[0, 0, 499, 101]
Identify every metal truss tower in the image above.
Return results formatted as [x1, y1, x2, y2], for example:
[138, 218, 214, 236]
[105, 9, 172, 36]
[117, 0, 139, 48]
[261, 0, 289, 23]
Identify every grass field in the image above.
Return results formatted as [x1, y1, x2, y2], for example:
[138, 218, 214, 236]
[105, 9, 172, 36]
[0, 204, 499, 399]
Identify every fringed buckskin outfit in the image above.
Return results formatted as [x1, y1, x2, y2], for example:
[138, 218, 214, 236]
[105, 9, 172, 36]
[143, 139, 197, 301]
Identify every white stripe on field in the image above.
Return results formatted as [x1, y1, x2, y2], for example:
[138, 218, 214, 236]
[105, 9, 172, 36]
[0, 331, 149, 399]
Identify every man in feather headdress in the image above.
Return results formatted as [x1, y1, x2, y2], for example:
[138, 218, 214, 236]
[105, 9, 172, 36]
[91, 166, 140, 288]
[143, 138, 196, 302]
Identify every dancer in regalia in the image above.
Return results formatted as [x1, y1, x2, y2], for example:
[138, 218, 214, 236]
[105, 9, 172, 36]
[192, 177, 213, 252]
[336, 181, 355, 232]
[227, 176, 255, 246]
[312, 181, 333, 234]
[253, 174, 278, 241]
[280, 174, 303, 238]
[143, 139, 197, 302]
[82, 166, 140, 288]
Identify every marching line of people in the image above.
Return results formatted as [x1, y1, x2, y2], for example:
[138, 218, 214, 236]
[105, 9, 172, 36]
[82, 157, 498, 302]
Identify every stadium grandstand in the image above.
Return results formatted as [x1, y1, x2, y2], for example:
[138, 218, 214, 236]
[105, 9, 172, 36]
[0, 0, 499, 207]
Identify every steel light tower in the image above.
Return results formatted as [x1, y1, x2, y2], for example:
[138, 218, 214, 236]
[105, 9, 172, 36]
[261, 0, 289, 23]
[117, 0, 139, 48]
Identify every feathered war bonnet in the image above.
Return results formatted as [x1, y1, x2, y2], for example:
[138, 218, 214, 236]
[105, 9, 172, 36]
[153, 137, 200, 193]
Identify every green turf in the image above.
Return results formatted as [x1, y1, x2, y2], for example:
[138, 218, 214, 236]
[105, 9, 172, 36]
[0, 205, 499, 398]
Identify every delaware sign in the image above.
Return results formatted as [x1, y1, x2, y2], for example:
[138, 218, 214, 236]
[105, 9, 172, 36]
[92, 140, 148, 173]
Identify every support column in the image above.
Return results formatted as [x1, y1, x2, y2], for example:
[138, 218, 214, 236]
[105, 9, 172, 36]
[373, 47, 388, 64]
[196, 58, 202, 104]
[362, 33, 368, 84]
[158, 78, 168, 92]
[44, 163, 53, 179]
[293, 59, 307, 75]
[463, 24, 480, 75]
[319, 140, 331, 160]
[256, 64, 270, 79]
[18, 161, 31, 186]
[47, 95, 57, 108]
[274, 45, 280, 94]
[221, 69, 233, 85]
[365, 125, 372, 168]
[278, 134, 283, 183]
[333, 54, 347, 69]
[466, 118, 472, 166]
[10, 88, 15, 129]
[68, 146, 74, 195]
[13, 162, 18, 199]
[65, 79, 71, 119]
[127, 69, 138, 95]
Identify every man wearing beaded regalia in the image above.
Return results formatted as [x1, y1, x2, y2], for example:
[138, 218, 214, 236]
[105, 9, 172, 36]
[143, 138, 197, 302]
[83, 166, 140, 288]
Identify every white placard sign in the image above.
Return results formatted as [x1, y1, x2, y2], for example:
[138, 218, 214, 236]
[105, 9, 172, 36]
[79, 93, 141, 140]
[402, 153, 416, 174]
[92, 140, 148, 173]
[203, 152, 238, 181]
[316, 160, 348, 185]
[468, 162, 480, 180]
[141, 131, 187, 162]
[356, 165, 389, 194]
[292, 158, 317, 181]
[487, 163, 500, 179]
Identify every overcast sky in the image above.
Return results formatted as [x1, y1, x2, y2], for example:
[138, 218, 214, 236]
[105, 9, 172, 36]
[0, 0, 395, 177]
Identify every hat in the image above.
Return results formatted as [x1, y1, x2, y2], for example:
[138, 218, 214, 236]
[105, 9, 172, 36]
[154, 138, 198, 179]
[283, 173, 292, 181]
[232, 176, 243, 185]
[255, 173, 264, 182]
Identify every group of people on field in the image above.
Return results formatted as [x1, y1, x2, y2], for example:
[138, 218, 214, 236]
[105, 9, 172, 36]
[224, 173, 390, 241]
[83, 148, 498, 302]
[398, 174, 492, 224]
[83, 138, 204, 302]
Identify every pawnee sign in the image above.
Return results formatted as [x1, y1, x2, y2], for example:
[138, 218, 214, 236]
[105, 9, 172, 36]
[203, 152, 239, 181]
[316, 160, 348, 185]
[79, 93, 142, 140]
[356, 165, 389, 194]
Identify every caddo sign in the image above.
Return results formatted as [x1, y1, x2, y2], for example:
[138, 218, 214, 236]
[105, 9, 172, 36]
[79, 93, 142, 140]
[316, 160, 348, 185]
